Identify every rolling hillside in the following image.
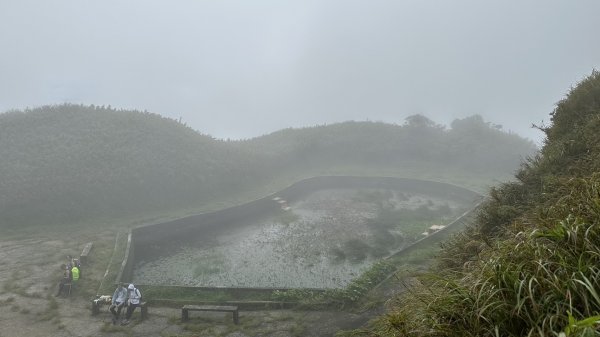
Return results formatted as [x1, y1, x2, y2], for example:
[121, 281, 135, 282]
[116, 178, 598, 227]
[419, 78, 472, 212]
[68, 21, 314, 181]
[0, 104, 536, 228]
[346, 72, 600, 336]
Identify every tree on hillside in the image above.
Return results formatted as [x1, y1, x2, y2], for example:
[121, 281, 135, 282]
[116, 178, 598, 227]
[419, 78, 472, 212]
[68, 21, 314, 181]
[404, 114, 442, 129]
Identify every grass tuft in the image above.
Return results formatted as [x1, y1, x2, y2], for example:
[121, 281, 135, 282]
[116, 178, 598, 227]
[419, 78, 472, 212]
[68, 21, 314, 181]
[357, 174, 600, 336]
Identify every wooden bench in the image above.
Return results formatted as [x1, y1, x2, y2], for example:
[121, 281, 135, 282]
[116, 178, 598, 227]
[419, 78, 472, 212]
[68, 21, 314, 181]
[181, 305, 239, 324]
[80, 242, 93, 264]
[91, 297, 147, 320]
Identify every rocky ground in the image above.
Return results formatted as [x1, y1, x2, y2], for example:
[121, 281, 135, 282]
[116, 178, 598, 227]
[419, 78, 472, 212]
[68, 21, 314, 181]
[0, 235, 393, 337]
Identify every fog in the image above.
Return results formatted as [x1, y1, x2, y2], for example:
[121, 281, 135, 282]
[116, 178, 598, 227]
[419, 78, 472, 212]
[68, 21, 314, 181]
[1, 0, 599, 143]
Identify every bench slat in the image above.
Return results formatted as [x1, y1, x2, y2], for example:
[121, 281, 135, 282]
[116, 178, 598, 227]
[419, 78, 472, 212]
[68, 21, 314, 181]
[81, 242, 93, 255]
[80, 242, 93, 263]
[183, 305, 237, 312]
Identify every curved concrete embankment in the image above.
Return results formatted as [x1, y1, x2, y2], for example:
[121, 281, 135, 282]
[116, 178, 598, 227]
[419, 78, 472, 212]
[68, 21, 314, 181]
[117, 176, 481, 286]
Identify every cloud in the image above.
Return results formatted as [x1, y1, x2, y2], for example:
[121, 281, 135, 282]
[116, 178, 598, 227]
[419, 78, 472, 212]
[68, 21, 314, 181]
[1, 0, 599, 143]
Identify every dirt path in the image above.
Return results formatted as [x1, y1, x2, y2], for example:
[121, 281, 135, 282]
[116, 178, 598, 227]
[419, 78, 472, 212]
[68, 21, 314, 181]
[0, 236, 387, 337]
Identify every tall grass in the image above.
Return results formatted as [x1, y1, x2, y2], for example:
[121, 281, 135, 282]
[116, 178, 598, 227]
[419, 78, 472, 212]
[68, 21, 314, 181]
[338, 71, 600, 337]
[360, 175, 600, 337]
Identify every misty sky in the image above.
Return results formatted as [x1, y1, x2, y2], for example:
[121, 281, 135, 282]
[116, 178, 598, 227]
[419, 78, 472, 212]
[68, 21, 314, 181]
[1, 1, 599, 143]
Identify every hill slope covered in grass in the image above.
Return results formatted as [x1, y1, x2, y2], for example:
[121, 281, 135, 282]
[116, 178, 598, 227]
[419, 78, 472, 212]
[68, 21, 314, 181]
[238, 115, 531, 175]
[0, 104, 535, 228]
[349, 71, 600, 336]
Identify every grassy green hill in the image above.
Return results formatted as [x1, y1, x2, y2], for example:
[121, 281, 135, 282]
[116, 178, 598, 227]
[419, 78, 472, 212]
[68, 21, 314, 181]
[0, 105, 252, 227]
[0, 104, 535, 229]
[346, 71, 600, 336]
[239, 116, 531, 175]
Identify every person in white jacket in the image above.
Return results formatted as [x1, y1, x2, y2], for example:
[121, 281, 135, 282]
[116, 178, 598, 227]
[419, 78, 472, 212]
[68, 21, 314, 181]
[122, 284, 142, 325]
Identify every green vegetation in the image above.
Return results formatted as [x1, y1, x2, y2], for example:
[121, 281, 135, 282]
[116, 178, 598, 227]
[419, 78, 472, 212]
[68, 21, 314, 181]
[369, 202, 455, 237]
[0, 90, 538, 335]
[193, 253, 226, 277]
[272, 261, 396, 308]
[0, 104, 534, 229]
[140, 285, 278, 303]
[329, 200, 461, 262]
[140, 258, 396, 307]
[344, 71, 600, 336]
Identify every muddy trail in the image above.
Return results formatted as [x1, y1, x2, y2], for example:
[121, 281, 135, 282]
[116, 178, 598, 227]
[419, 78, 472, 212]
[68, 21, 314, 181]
[0, 235, 406, 337]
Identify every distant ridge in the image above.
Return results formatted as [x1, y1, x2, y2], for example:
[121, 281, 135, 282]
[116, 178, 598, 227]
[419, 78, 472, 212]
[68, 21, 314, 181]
[0, 104, 536, 227]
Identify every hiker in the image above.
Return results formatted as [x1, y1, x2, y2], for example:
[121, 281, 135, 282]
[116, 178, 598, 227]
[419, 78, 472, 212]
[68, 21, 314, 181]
[109, 283, 128, 325]
[71, 263, 80, 290]
[122, 284, 142, 325]
[56, 264, 72, 296]
[73, 258, 82, 278]
[66, 255, 73, 270]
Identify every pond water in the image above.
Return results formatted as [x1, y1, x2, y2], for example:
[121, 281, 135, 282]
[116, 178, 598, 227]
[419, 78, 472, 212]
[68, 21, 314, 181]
[132, 188, 467, 288]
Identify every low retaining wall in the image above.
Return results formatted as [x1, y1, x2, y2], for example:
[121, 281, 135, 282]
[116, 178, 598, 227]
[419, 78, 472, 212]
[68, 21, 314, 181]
[114, 233, 134, 286]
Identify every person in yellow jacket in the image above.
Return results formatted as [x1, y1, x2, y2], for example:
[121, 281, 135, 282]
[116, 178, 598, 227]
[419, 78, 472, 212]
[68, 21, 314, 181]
[71, 265, 80, 284]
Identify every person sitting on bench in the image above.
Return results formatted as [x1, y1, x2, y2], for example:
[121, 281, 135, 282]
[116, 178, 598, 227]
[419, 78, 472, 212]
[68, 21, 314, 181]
[122, 284, 142, 325]
[109, 283, 128, 325]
